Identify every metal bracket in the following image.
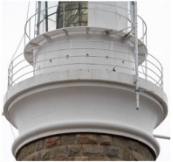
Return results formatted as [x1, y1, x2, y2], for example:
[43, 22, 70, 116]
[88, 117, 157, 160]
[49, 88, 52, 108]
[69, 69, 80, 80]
[105, 30, 112, 35]
[29, 43, 39, 47]
[86, 27, 90, 34]
[123, 35, 132, 43]
[135, 88, 154, 93]
[42, 34, 51, 42]
[25, 52, 33, 55]
[138, 88, 154, 92]
[62, 29, 68, 35]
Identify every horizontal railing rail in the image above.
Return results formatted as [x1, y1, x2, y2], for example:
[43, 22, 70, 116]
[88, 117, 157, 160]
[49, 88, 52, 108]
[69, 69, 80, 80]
[7, 2, 162, 90]
[8, 40, 163, 89]
[24, 2, 147, 47]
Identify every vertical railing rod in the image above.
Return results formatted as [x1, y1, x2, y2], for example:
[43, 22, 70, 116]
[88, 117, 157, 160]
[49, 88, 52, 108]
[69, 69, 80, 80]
[11, 61, 13, 87]
[34, 2, 37, 38]
[63, 4, 65, 27]
[8, 68, 10, 89]
[132, 1, 139, 110]
[29, 19, 31, 40]
[43, 11, 44, 34]
[33, 48, 36, 76]
[145, 53, 147, 80]
[146, 30, 147, 48]
[142, 21, 144, 43]
[24, 30, 26, 47]
[161, 66, 163, 89]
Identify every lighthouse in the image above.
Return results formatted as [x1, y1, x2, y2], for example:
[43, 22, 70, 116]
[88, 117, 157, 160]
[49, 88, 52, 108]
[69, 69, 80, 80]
[3, 1, 168, 161]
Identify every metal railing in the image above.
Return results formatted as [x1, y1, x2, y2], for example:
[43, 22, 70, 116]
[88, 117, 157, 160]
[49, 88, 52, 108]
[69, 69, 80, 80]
[8, 40, 163, 89]
[24, 2, 147, 47]
[7, 2, 163, 89]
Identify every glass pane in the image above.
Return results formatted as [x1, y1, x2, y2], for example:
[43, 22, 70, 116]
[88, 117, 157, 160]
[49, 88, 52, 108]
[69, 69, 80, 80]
[48, 14, 56, 31]
[57, 10, 63, 28]
[48, 1, 58, 15]
[39, 20, 46, 35]
[40, 2, 46, 22]
[37, 1, 88, 34]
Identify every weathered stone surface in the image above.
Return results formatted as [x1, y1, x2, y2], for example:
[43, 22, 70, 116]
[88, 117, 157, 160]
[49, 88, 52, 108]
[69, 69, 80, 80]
[44, 136, 60, 148]
[68, 145, 81, 156]
[75, 156, 89, 161]
[110, 158, 123, 161]
[27, 142, 35, 155]
[105, 146, 123, 158]
[89, 156, 110, 161]
[17, 146, 28, 160]
[50, 146, 68, 158]
[140, 145, 155, 160]
[131, 151, 145, 160]
[112, 136, 127, 148]
[77, 134, 99, 144]
[40, 149, 50, 160]
[82, 145, 103, 156]
[61, 134, 77, 145]
[30, 152, 41, 161]
[67, 156, 75, 160]
[16, 133, 155, 161]
[31, 152, 41, 161]
[51, 156, 68, 161]
[148, 152, 155, 161]
[126, 140, 141, 152]
[36, 139, 44, 151]
[100, 135, 112, 145]
[122, 149, 132, 160]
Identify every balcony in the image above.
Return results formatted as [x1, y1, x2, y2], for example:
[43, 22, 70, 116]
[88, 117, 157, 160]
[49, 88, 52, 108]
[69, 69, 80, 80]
[7, 2, 163, 89]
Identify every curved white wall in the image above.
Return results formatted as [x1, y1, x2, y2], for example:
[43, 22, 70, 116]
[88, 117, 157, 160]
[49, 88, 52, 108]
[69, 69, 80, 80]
[3, 70, 167, 157]
[88, 2, 128, 30]
[3, 1, 168, 159]
[35, 32, 135, 75]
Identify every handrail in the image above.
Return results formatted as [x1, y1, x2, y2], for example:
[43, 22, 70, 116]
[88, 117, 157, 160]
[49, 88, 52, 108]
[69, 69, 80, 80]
[10, 43, 162, 74]
[7, 40, 163, 88]
[11, 47, 162, 77]
[11, 61, 162, 88]
[7, 2, 163, 89]
[24, 2, 147, 46]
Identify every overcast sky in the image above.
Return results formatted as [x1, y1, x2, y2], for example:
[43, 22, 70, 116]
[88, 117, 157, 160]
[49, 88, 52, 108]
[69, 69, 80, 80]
[0, 0, 172, 161]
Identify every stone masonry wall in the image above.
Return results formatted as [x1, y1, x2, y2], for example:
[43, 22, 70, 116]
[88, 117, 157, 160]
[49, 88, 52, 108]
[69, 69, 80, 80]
[16, 133, 155, 161]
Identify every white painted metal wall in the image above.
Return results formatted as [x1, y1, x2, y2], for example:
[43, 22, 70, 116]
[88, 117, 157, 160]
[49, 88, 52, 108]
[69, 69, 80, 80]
[35, 32, 135, 75]
[88, 2, 128, 30]
[3, 1, 168, 159]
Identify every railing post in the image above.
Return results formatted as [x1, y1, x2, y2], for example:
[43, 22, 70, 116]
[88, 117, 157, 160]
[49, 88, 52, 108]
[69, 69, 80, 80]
[8, 68, 10, 89]
[132, 1, 139, 110]
[24, 30, 26, 47]
[43, 10, 44, 34]
[161, 66, 163, 89]
[33, 48, 36, 76]
[142, 21, 144, 43]
[63, 4, 65, 27]
[29, 19, 31, 40]
[146, 32, 147, 48]
[11, 61, 13, 87]
[34, 2, 37, 38]
[145, 53, 147, 80]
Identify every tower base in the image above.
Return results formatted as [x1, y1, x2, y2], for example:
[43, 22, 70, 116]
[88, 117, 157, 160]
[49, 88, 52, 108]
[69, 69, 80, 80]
[16, 133, 155, 161]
